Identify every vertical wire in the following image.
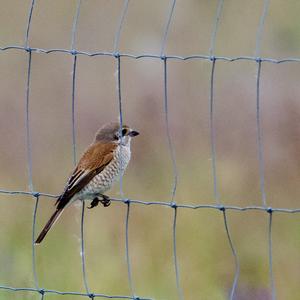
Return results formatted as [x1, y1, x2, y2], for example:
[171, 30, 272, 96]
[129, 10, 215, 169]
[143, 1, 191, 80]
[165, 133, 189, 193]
[70, 0, 81, 165]
[25, 51, 33, 193]
[114, 5, 134, 290]
[255, 0, 271, 58]
[71, 0, 82, 52]
[113, 2, 134, 293]
[113, 0, 130, 203]
[163, 59, 181, 298]
[25, 51, 38, 290]
[70, 1, 91, 296]
[116, 57, 127, 300]
[32, 195, 39, 289]
[71, 55, 78, 165]
[207, 7, 239, 298]
[268, 211, 276, 300]
[208, 0, 224, 56]
[255, 61, 267, 207]
[24, 0, 35, 48]
[172, 207, 183, 300]
[116, 56, 123, 142]
[116, 55, 124, 197]
[222, 210, 240, 300]
[113, 0, 129, 194]
[24, 0, 40, 293]
[160, 0, 177, 57]
[80, 201, 90, 296]
[113, 0, 130, 54]
[255, 0, 270, 207]
[163, 58, 178, 202]
[209, 59, 220, 204]
[255, 3, 274, 298]
[125, 202, 134, 297]
[114, 0, 129, 129]
[208, 0, 224, 205]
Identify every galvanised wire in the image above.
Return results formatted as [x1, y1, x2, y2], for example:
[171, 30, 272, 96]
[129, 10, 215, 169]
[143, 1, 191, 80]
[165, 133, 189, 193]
[70, 0, 82, 165]
[160, 2, 181, 297]
[113, 4, 134, 294]
[207, 2, 240, 298]
[31, 195, 40, 290]
[81, 201, 91, 296]
[221, 210, 239, 300]
[268, 211, 276, 300]
[69, 0, 92, 295]
[162, 58, 181, 300]
[113, 0, 130, 54]
[2, 189, 300, 213]
[255, 1, 275, 298]
[3, 45, 300, 63]
[124, 202, 134, 298]
[160, 0, 177, 57]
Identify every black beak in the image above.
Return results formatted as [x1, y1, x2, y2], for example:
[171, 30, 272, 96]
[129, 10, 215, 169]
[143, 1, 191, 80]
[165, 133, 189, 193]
[129, 130, 139, 137]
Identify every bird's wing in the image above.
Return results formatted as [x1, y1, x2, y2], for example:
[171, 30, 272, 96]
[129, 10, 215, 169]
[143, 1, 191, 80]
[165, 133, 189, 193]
[56, 142, 117, 210]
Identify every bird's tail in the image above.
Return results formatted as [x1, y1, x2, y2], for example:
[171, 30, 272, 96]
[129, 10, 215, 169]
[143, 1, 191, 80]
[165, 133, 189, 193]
[35, 208, 64, 244]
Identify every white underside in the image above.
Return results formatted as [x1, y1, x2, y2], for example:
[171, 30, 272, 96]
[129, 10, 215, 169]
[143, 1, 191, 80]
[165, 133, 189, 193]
[74, 143, 131, 202]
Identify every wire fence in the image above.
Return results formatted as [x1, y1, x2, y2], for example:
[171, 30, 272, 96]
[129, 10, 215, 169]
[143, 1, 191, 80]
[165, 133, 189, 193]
[0, 0, 299, 299]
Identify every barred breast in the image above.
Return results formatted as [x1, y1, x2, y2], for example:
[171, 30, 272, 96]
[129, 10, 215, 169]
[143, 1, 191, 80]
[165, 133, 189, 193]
[78, 144, 131, 199]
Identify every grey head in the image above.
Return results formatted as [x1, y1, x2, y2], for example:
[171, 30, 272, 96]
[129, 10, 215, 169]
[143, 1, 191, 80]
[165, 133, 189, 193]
[95, 122, 139, 144]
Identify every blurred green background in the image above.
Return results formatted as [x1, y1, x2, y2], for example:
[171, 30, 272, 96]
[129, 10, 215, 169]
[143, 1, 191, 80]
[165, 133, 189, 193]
[1, 0, 300, 299]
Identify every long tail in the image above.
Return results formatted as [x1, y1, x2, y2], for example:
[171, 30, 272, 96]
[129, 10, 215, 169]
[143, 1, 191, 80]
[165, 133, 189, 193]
[35, 208, 64, 244]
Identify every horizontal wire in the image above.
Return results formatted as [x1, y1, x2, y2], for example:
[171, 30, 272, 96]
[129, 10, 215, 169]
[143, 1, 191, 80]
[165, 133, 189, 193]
[0, 285, 152, 299]
[1, 189, 300, 213]
[0, 189, 58, 198]
[1, 45, 300, 63]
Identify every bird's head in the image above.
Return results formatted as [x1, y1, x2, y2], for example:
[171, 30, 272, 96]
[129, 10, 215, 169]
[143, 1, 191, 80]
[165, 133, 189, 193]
[95, 122, 139, 145]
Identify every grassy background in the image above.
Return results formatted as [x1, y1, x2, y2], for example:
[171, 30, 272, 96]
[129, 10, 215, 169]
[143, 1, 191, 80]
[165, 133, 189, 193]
[1, 0, 300, 299]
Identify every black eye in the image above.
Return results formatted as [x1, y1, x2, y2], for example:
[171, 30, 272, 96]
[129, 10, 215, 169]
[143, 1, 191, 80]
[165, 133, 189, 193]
[122, 128, 128, 136]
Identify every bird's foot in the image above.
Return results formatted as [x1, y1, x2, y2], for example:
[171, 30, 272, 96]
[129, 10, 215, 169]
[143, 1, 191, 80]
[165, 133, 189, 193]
[87, 195, 111, 209]
[88, 197, 100, 209]
[99, 194, 111, 207]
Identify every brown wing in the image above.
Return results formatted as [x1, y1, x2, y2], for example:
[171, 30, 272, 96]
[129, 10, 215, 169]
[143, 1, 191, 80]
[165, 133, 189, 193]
[56, 142, 117, 210]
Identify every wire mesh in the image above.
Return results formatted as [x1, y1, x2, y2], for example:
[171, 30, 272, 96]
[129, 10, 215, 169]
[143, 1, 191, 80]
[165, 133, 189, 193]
[0, 0, 299, 299]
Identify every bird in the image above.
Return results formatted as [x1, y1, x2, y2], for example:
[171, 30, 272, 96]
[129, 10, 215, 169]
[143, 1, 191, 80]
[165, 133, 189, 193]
[35, 122, 139, 244]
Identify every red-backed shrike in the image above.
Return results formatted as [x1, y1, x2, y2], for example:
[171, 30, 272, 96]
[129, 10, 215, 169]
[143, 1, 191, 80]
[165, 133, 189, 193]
[35, 122, 139, 244]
